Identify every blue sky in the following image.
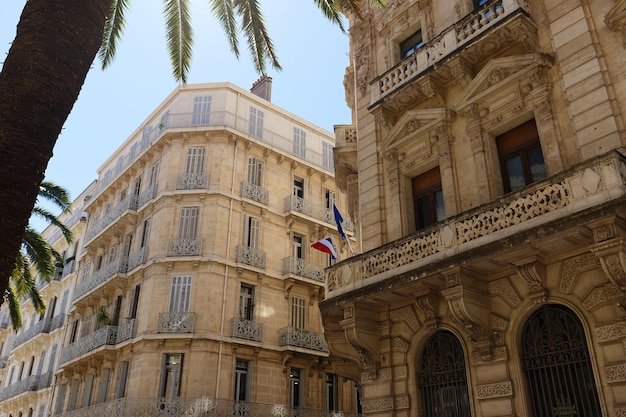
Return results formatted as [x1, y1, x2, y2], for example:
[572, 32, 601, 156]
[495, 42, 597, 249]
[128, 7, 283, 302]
[1, 1, 352, 229]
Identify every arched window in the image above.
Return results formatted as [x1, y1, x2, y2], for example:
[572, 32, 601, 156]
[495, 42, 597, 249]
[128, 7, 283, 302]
[522, 305, 602, 416]
[420, 330, 471, 417]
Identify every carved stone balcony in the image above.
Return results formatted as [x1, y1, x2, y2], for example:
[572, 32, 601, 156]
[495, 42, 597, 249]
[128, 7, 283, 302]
[57, 397, 362, 417]
[72, 257, 128, 301]
[12, 316, 52, 349]
[370, 0, 534, 110]
[231, 317, 264, 342]
[176, 173, 208, 190]
[236, 245, 266, 268]
[59, 325, 118, 365]
[157, 312, 195, 333]
[279, 327, 329, 353]
[283, 257, 325, 283]
[166, 238, 202, 257]
[241, 181, 269, 205]
[284, 195, 355, 233]
[85, 195, 138, 242]
[325, 151, 626, 299]
[0, 374, 38, 401]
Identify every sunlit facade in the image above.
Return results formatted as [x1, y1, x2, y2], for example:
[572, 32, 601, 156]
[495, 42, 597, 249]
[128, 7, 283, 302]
[323, 1, 626, 416]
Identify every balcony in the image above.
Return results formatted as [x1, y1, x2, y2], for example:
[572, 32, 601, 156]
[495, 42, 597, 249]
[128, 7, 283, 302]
[166, 238, 202, 257]
[241, 181, 269, 205]
[157, 312, 195, 333]
[370, 0, 533, 107]
[85, 195, 138, 242]
[12, 316, 52, 349]
[0, 356, 8, 368]
[72, 257, 128, 301]
[176, 173, 209, 190]
[137, 184, 157, 208]
[0, 375, 38, 401]
[62, 259, 76, 278]
[279, 327, 329, 353]
[325, 151, 626, 299]
[284, 196, 355, 233]
[236, 245, 266, 269]
[283, 257, 325, 283]
[57, 397, 362, 417]
[231, 317, 264, 342]
[59, 325, 118, 365]
[127, 247, 147, 272]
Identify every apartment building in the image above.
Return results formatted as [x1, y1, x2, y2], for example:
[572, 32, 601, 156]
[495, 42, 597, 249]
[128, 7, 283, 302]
[0, 78, 359, 417]
[322, 1, 626, 417]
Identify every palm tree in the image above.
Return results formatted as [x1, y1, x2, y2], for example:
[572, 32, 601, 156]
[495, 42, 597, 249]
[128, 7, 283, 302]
[0, 0, 384, 303]
[5, 182, 73, 329]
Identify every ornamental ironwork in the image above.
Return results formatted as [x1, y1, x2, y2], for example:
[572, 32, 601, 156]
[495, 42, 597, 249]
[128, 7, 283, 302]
[283, 257, 325, 282]
[279, 327, 328, 352]
[236, 245, 266, 268]
[167, 239, 202, 257]
[241, 181, 269, 205]
[0, 374, 38, 401]
[72, 257, 129, 301]
[12, 316, 52, 348]
[157, 312, 195, 333]
[231, 317, 264, 342]
[522, 305, 602, 417]
[176, 173, 208, 190]
[116, 319, 136, 344]
[85, 195, 138, 241]
[127, 247, 147, 272]
[59, 325, 118, 365]
[284, 196, 355, 233]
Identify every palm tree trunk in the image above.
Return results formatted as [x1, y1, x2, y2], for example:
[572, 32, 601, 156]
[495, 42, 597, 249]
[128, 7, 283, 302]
[0, 0, 112, 299]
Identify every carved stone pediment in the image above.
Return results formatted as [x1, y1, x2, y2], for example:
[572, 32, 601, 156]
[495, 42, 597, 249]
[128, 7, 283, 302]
[455, 53, 552, 112]
[379, 108, 452, 154]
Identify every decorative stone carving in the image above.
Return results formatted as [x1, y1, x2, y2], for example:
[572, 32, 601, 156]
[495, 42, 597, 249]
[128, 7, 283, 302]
[516, 260, 547, 302]
[583, 282, 623, 311]
[604, 362, 626, 382]
[389, 305, 420, 332]
[416, 293, 439, 329]
[606, 0, 626, 47]
[475, 381, 513, 399]
[490, 314, 508, 333]
[473, 346, 507, 364]
[487, 278, 522, 308]
[340, 302, 380, 370]
[559, 253, 600, 294]
[614, 407, 626, 417]
[596, 321, 626, 343]
[395, 396, 410, 409]
[362, 397, 393, 413]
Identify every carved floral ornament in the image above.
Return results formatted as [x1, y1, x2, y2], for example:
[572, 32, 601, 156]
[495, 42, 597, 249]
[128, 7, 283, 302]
[606, 0, 626, 46]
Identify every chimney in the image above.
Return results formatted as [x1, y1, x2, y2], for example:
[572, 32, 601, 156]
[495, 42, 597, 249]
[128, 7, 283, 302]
[250, 75, 272, 102]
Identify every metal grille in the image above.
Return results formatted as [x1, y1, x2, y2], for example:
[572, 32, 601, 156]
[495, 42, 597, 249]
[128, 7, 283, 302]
[420, 331, 471, 417]
[522, 305, 602, 417]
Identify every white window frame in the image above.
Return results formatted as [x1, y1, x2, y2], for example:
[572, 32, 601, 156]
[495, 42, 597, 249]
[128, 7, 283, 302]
[191, 96, 212, 126]
[178, 207, 200, 239]
[169, 275, 192, 313]
[322, 141, 334, 171]
[290, 296, 306, 329]
[248, 107, 264, 139]
[293, 127, 306, 158]
[184, 147, 206, 174]
[244, 215, 261, 250]
[247, 157, 263, 187]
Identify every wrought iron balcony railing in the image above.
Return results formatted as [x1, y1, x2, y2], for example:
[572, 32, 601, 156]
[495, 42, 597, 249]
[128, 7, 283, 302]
[57, 397, 362, 417]
[137, 184, 157, 208]
[241, 181, 269, 205]
[370, 0, 529, 104]
[127, 247, 147, 272]
[12, 316, 52, 349]
[85, 195, 138, 242]
[279, 327, 329, 353]
[59, 325, 118, 365]
[284, 196, 355, 233]
[72, 257, 128, 301]
[167, 239, 202, 257]
[62, 259, 76, 278]
[176, 173, 209, 190]
[0, 356, 8, 369]
[157, 312, 195, 333]
[283, 257, 325, 283]
[0, 374, 38, 401]
[116, 319, 136, 344]
[231, 317, 264, 342]
[236, 245, 267, 269]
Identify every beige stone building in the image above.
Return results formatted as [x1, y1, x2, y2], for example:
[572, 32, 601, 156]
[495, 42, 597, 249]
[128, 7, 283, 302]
[0, 79, 360, 417]
[322, 0, 626, 416]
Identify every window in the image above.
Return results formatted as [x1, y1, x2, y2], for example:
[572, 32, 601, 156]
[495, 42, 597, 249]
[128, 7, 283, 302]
[289, 367, 304, 407]
[248, 107, 264, 139]
[522, 305, 602, 417]
[234, 359, 252, 401]
[98, 368, 111, 403]
[81, 314, 93, 338]
[292, 234, 304, 260]
[322, 142, 334, 171]
[106, 245, 118, 265]
[290, 296, 306, 329]
[293, 177, 304, 199]
[68, 378, 79, 411]
[184, 147, 206, 174]
[412, 167, 445, 230]
[48, 345, 58, 373]
[141, 126, 152, 148]
[497, 120, 546, 193]
[178, 207, 200, 239]
[129, 284, 141, 320]
[140, 219, 151, 248]
[324, 190, 336, 212]
[159, 354, 184, 398]
[239, 284, 255, 320]
[400, 28, 424, 59]
[191, 96, 212, 126]
[326, 373, 338, 411]
[132, 175, 142, 197]
[54, 383, 67, 415]
[293, 127, 306, 158]
[69, 320, 78, 343]
[159, 110, 170, 132]
[147, 162, 159, 191]
[247, 157, 263, 187]
[82, 374, 94, 408]
[116, 361, 129, 399]
[169, 276, 192, 313]
[244, 215, 260, 250]
[474, 0, 488, 7]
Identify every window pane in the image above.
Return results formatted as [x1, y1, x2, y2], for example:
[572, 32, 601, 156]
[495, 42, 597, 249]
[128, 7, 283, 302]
[505, 155, 525, 191]
[528, 145, 547, 182]
[435, 189, 445, 222]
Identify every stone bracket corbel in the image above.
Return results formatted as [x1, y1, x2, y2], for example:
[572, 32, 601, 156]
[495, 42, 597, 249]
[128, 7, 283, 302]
[339, 303, 380, 372]
[589, 217, 626, 296]
[514, 258, 547, 303]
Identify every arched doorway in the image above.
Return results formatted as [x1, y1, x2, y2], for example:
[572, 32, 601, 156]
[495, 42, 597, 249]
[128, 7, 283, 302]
[420, 330, 471, 417]
[522, 304, 602, 416]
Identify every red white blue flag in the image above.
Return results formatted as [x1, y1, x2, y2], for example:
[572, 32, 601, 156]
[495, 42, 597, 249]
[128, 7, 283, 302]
[311, 237, 337, 259]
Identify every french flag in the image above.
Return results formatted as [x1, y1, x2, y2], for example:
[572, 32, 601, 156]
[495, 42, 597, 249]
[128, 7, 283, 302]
[311, 237, 337, 259]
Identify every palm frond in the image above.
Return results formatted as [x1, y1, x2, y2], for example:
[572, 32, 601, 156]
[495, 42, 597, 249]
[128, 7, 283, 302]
[4, 286, 22, 331]
[234, 0, 281, 74]
[312, 0, 346, 32]
[164, 0, 194, 83]
[38, 181, 72, 212]
[31, 206, 73, 244]
[22, 227, 55, 282]
[210, 0, 240, 59]
[99, 0, 132, 68]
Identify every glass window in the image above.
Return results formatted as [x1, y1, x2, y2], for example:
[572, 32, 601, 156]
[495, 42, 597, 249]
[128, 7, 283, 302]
[293, 178, 304, 199]
[239, 284, 255, 320]
[191, 96, 212, 126]
[249, 107, 264, 139]
[289, 367, 304, 407]
[169, 276, 192, 313]
[245, 216, 260, 250]
[247, 157, 263, 186]
[290, 296, 306, 329]
[497, 120, 546, 193]
[116, 361, 129, 399]
[293, 127, 307, 158]
[178, 207, 200, 239]
[234, 359, 252, 401]
[159, 354, 183, 398]
[400, 29, 423, 59]
[412, 167, 445, 230]
[292, 234, 304, 260]
[184, 147, 206, 174]
[326, 373, 338, 411]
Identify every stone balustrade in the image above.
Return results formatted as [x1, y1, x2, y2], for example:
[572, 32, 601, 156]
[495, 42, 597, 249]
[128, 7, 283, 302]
[279, 327, 329, 352]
